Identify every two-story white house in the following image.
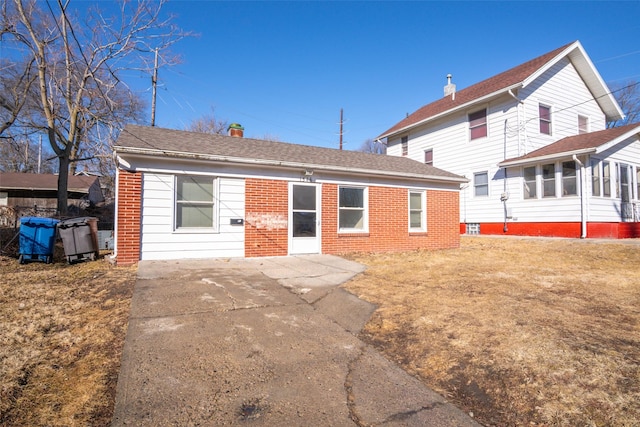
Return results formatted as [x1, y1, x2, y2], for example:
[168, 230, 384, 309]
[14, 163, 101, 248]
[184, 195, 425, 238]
[379, 40, 640, 239]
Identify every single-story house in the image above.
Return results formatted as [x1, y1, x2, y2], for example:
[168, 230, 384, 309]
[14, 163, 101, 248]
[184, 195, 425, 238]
[112, 124, 467, 265]
[0, 172, 105, 211]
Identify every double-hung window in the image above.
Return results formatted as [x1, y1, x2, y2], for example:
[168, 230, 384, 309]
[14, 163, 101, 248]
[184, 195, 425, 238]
[523, 166, 536, 199]
[636, 167, 640, 200]
[409, 190, 426, 232]
[339, 186, 367, 232]
[474, 172, 489, 197]
[542, 163, 556, 197]
[603, 161, 611, 197]
[562, 161, 577, 196]
[401, 136, 408, 156]
[424, 149, 433, 166]
[175, 175, 216, 230]
[578, 115, 589, 134]
[591, 159, 601, 197]
[539, 104, 552, 135]
[469, 109, 487, 140]
[619, 164, 630, 202]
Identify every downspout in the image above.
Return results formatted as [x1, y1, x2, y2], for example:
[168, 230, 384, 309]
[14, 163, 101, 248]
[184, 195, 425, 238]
[502, 120, 509, 232]
[573, 154, 587, 238]
[110, 155, 120, 263]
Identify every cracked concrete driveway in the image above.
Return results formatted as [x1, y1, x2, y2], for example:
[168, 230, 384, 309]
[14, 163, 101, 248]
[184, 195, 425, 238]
[111, 255, 480, 426]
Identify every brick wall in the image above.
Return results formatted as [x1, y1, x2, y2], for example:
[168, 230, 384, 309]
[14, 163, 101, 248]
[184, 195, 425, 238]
[321, 184, 460, 254]
[245, 178, 289, 257]
[115, 170, 142, 265]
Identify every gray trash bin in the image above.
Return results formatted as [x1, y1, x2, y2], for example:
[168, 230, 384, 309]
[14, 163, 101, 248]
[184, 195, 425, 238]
[57, 217, 99, 263]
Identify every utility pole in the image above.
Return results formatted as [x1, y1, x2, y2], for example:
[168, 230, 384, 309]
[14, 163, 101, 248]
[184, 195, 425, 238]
[151, 48, 159, 127]
[339, 108, 344, 150]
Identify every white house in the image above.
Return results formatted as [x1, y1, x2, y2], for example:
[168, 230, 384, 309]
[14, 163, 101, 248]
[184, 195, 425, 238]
[378, 40, 640, 238]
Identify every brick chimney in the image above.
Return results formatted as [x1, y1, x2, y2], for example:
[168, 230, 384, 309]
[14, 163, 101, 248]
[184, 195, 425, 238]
[227, 123, 244, 137]
[444, 74, 456, 99]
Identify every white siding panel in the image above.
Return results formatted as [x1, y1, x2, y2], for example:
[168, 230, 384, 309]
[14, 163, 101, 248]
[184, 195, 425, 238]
[140, 174, 245, 260]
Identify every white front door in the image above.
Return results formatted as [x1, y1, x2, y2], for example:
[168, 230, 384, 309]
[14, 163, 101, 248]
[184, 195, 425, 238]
[289, 182, 321, 254]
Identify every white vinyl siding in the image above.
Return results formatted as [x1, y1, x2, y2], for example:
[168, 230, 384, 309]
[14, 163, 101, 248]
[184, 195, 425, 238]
[140, 173, 245, 260]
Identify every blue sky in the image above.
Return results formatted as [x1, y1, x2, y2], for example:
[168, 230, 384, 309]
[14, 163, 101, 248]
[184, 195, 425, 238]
[131, 1, 640, 149]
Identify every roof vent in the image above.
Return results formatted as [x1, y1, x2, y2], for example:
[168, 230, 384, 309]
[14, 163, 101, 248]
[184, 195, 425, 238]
[444, 74, 456, 99]
[227, 123, 244, 138]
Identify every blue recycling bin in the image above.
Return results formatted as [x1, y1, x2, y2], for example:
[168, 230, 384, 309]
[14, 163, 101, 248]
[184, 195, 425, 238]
[18, 217, 60, 264]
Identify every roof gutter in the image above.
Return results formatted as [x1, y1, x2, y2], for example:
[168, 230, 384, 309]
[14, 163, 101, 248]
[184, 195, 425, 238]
[379, 82, 523, 140]
[115, 147, 469, 184]
[498, 147, 596, 168]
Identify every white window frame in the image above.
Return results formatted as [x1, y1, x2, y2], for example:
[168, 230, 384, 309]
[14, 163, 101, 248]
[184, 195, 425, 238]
[408, 190, 427, 232]
[541, 163, 556, 198]
[469, 108, 488, 141]
[591, 159, 601, 197]
[523, 166, 537, 199]
[174, 174, 218, 232]
[578, 115, 589, 134]
[338, 186, 368, 233]
[539, 103, 552, 135]
[636, 166, 640, 201]
[401, 136, 408, 157]
[561, 160, 578, 197]
[424, 149, 433, 166]
[619, 163, 631, 202]
[474, 171, 489, 197]
[0, 192, 7, 206]
[603, 161, 611, 197]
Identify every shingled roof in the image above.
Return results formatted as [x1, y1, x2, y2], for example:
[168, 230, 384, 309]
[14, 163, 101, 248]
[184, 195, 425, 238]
[499, 124, 640, 167]
[378, 41, 623, 140]
[0, 172, 100, 193]
[115, 124, 467, 183]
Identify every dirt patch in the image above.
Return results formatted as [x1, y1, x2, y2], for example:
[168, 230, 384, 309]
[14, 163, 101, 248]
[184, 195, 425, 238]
[0, 242, 136, 426]
[344, 237, 640, 427]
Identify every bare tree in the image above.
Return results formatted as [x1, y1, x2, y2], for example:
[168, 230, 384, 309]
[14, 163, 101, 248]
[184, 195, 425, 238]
[1, 0, 189, 214]
[608, 80, 640, 128]
[359, 138, 386, 154]
[186, 107, 229, 135]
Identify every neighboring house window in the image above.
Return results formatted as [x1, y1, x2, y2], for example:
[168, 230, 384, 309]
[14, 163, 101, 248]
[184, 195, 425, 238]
[562, 161, 577, 196]
[523, 166, 537, 199]
[409, 190, 426, 231]
[401, 136, 408, 156]
[539, 104, 552, 135]
[603, 161, 611, 197]
[0, 192, 7, 206]
[339, 186, 367, 231]
[578, 115, 589, 134]
[175, 175, 216, 229]
[424, 149, 433, 166]
[591, 159, 601, 197]
[636, 167, 640, 200]
[469, 109, 487, 140]
[542, 163, 556, 197]
[474, 172, 489, 197]
[619, 164, 630, 202]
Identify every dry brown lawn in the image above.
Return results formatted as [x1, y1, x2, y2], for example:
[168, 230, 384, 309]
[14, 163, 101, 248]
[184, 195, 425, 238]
[0, 241, 136, 427]
[344, 236, 640, 427]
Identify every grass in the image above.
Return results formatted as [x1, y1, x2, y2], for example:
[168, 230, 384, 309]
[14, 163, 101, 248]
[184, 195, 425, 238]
[2, 234, 639, 426]
[343, 236, 640, 426]
[0, 239, 136, 427]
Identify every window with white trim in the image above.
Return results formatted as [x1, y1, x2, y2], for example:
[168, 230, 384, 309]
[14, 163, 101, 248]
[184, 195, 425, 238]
[401, 136, 408, 156]
[469, 109, 487, 140]
[636, 167, 640, 200]
[409, 190, 426, 231]
[562, 161, 577, 196]
[578, 115, 589, 134]
[474, 172, 489, 197]
[339, 186, 367, 232]
[591, 159, 601, 197]
[424, 149, 433, 166]
[603, 161, 611, 197]
[523, 166, 536, 199]
[539, 104, 552, 135]
[619, 164, 631, 202]
[542, 163, 555, 197]
[175, 175, 216, 230]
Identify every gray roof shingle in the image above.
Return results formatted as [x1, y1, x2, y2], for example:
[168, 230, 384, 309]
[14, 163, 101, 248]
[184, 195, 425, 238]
[115, 124, 467, 183]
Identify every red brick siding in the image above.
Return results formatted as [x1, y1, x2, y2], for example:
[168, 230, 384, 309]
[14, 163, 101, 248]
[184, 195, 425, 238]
[115, 170, 142, 265]
[321, 184, 460, 254]
[245, 178, 289, 257]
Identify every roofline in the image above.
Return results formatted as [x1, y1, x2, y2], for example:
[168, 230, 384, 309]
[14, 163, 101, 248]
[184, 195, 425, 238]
[378, 83, 523, 140]
[498, 148, 597, 167]
[115, 147, 469, 184]
[595, 124, 640, 154]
